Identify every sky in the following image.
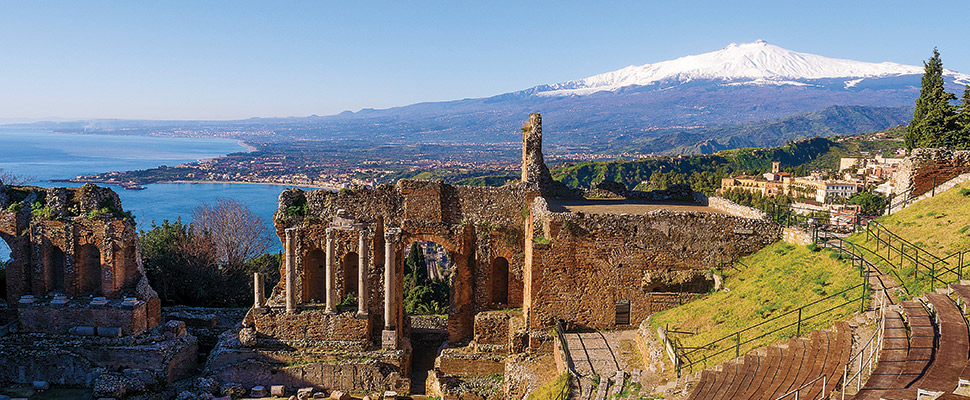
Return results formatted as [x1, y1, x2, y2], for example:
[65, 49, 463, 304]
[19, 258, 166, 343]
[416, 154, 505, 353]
[1, 1, 968, 121]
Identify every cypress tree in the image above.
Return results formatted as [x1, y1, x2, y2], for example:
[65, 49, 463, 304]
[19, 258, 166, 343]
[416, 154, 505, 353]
[906, 48, 957, 149]
[952, 85, 970, 149]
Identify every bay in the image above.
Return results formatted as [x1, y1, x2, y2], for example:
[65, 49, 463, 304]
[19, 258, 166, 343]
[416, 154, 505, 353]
[0, 129, 318, 258]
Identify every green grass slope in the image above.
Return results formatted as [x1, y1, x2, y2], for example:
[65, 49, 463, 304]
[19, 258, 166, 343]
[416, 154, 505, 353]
[847, 180, 970, 297]
[649, 242, 865, 370]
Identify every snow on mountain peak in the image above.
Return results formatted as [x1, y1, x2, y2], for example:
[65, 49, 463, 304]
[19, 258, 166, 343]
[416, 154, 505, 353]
[537, 41, 968, 96]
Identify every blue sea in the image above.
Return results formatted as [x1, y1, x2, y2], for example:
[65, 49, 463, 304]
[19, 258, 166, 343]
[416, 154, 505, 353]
[0, 129, 321, 258]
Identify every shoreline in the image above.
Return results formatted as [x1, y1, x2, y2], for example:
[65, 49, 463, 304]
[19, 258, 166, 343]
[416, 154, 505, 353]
[166, 180, 339, 190]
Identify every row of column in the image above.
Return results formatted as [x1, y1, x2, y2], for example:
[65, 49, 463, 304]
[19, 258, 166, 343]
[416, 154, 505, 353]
[273, 226, 400, 331]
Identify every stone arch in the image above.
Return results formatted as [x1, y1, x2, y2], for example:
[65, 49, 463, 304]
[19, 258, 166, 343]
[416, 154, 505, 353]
[400, 231, 473, 344]
[77, 243, 102, 296]
[490, 257, 509, 306]
[303, 248, 326, 303]
[343, 251, 359, 299]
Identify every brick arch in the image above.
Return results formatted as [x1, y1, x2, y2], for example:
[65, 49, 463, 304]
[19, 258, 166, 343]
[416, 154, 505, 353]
[398, 230, 474, 344]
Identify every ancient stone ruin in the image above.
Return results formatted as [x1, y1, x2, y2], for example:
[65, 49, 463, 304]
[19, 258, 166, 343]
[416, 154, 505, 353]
[208, 113, 781, 398]
[0, 184, 197, 393]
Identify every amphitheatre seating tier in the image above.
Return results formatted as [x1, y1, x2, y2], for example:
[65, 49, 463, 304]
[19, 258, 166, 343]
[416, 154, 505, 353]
[917, 293, 968, 391]
[686, 324, 849, 400]
[871, 291, 970, 400]
[887, 301, 935, 391]
[851, 310, 909, 400]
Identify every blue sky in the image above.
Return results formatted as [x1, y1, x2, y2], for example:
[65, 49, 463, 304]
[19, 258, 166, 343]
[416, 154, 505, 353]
[1, 1, 968, 120]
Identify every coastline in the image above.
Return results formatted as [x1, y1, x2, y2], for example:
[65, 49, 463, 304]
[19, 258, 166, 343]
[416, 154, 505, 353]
[236, 140, 258, 152]
[167, 180, 339, 191]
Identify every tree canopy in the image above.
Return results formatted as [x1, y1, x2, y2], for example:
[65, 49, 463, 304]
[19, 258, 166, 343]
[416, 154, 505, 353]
[905, 48, 969, 149]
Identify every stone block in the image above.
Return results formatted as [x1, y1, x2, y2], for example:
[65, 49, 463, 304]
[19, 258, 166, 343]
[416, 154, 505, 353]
[165, 320, 188, 337]
[328, 391, 349, 400]
[97, 327, 122, 337]
[297, 388, 314, 400]
[32, 381, 50, 390]
[381, 329, 397, 349]
[251, 386, 268, 397]
[70, 326, 96, 336]
[271, 386, 285, 397]
[382, 391, 398, 400]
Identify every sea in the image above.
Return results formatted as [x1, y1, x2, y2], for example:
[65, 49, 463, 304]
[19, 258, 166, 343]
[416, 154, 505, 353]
[0, 129, 322, 259]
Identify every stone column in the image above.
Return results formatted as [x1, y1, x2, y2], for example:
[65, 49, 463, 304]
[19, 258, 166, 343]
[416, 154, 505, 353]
[325, 227, 335, 314]
[284, 227, 296, 313]
[357, 227, 370, 317]
[382, 228, 401, 350]
[253, 272, 265, 308]
[383, 228, 400, 330]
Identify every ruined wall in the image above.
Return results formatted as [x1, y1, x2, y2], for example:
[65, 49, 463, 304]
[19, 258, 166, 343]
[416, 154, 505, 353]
[0, 184, 160, 331]
[525, 197, 778, 330]
[895, 148, 970, 197]
[267, 180, 536, 345]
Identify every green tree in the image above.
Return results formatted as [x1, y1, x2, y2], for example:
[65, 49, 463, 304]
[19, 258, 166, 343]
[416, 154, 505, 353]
[848, 192, 887, 216]
[953, 85, 970, 149]
[403, 242, 450, 315]
[906, 48, 957, 149]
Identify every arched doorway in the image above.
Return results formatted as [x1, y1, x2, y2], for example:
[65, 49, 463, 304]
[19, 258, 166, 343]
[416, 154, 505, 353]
[77, 244, 102, 296]
[403, 239, 453, 395]
[490, 257, 509, 306]
[304, 249, 326, 303]
[342, 252, 359, 301]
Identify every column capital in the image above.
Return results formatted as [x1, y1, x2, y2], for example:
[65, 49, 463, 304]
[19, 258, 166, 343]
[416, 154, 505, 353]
[384, 227, 402, 241]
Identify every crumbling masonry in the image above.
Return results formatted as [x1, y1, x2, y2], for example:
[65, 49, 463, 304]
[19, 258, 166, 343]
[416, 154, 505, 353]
[209, 113, 780, 397]
[0, 184, 197, 391]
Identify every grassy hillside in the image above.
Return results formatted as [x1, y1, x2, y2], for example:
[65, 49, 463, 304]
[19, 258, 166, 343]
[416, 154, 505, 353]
[846, 180, 970, 297]
[649, 242, 864, 370]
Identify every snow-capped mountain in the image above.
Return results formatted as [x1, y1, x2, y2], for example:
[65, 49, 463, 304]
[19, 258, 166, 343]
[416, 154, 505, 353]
[14, 41, 967, 156]
[533, 40, 970, 96]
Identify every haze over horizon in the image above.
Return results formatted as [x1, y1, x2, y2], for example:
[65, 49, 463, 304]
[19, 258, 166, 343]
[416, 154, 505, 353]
[2, 1, 969, 121]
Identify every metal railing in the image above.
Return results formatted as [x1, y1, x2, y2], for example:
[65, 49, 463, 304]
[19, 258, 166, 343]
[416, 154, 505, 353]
[841, 294, 887, 399]
[672, 281, 867, 376]
[865, 220, 970, 292]
[773, 374, 827, 400]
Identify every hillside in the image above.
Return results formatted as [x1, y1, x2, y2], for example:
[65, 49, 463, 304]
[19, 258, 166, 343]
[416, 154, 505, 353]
[639, 105, 911, 155]
[549, 127, 907, 193]
[649, 241, 863, 369]
[847, 180, 970, 297]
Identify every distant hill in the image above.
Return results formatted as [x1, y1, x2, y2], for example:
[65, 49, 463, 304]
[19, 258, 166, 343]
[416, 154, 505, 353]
[551, 133, 904, 193]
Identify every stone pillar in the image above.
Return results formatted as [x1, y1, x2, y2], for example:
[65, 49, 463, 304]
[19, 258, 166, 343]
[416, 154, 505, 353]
[284, 227, 296, 313]
[253, 272, 265, 308]
[520, 112, 553, 186]
[325, 227, 335, 314]
[383, 228, 401, 349]
[357, 227, 370, 317]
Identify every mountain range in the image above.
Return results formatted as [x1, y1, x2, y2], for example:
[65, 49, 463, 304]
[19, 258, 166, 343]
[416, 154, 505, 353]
[8, 41, 969, 155]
